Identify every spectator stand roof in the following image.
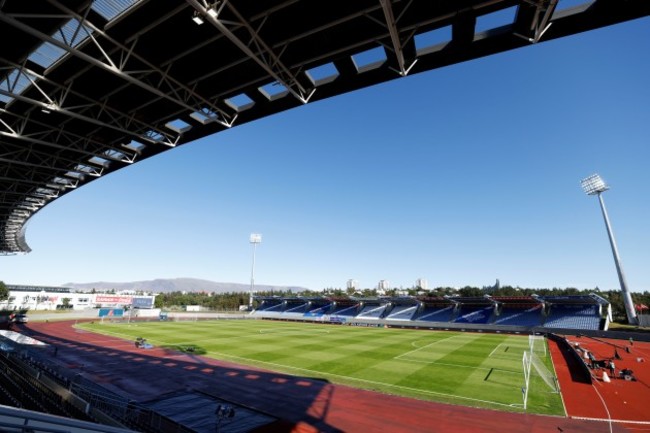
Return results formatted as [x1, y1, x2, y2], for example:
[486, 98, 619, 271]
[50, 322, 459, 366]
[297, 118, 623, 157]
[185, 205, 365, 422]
[384, 297, 420, 306]
[538, 294, 610, 305]
[417, 296, 456, 306]
[1, 0, 649, 254]
[491, 295, 540, 304]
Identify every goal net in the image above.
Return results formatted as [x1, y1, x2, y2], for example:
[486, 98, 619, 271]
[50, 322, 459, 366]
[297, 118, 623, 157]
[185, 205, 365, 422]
[522, 335, 558, 410]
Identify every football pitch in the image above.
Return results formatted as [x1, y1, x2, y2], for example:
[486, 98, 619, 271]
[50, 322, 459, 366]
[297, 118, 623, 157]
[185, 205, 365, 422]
[78, 319, 565, 415]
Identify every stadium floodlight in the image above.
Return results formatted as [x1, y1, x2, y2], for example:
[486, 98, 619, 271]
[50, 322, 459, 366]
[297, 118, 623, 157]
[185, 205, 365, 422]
[580, 173, 609, 195]
[249, 233, 262, 308]
[581, 173, 637, 325]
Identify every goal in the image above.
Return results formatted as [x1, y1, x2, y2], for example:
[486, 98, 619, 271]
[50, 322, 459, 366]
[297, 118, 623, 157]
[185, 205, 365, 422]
[522, 334, 558, 410]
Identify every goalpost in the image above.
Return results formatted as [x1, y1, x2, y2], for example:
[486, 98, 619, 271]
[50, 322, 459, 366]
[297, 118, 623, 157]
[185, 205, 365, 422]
[522, 334, 558, 410]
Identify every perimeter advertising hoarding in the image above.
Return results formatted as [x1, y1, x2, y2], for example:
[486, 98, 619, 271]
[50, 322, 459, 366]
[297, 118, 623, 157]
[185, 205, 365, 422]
[95, 295, 133, 304]
[98, 308, 124, 317]
[132, 297, 154, 309]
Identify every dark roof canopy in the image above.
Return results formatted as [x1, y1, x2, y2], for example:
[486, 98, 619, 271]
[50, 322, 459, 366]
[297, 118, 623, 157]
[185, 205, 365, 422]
[1, 0, 648, 253]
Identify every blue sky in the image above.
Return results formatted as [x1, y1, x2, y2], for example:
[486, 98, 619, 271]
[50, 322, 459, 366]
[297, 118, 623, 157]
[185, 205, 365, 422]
[4, 16, 649, 292]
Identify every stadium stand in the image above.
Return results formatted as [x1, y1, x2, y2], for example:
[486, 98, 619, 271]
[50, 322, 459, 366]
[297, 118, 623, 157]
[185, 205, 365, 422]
[386, 306, 418, 320]
[492, 297, 544, 327]
[254, 298, 283, 313]
[541, 295, 605, 330]
[329, 298, 361, 317]
[413, 298, 457, 323]
[303, 299, 334, 318]
[356, 300, 388, 320]
[0, 342, 193, 433]
[454, 306, 494, 324]
[452, 297, 496, 324]
[382, 298, 420, 320]
[254, 293, 610, 331]
[283, 298, 310, 314]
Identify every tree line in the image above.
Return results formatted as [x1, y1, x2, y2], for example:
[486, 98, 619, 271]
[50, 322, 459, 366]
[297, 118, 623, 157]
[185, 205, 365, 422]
[154, 285, 650, 323]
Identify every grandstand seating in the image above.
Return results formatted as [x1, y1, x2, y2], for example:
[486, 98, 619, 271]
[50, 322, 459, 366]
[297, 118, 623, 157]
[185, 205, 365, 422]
[330, 304, 359, 317]
[251, 293, 608, 331]
[283, 300, 309, 314]
[493, 305, 543, 327]
[255, 299, 283, 312]
[542, 304, 601, 330]
[304, 303, 332, 317]
[357, 304, 388, 319]
[386, 305, 418, 321]
[0, 349, 193, 433]
[415, 305, 455, 322]
[454, 306, 494, 324]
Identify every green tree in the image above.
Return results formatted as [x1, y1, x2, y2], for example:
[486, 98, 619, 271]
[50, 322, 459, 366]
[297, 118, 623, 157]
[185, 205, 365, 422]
[0, 281, 8, 302]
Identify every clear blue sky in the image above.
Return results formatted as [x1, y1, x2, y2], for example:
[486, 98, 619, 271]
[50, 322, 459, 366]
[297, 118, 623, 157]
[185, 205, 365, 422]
[4, 16, 649, 292]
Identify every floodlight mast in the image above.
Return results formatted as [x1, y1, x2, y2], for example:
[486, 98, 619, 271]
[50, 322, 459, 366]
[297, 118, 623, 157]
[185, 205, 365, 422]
[581, 174, 637, 325]
[249, 233, 262, 308]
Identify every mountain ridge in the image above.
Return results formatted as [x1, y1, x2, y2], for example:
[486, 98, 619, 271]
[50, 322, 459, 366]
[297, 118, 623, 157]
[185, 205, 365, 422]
[63, 277, 308, 294]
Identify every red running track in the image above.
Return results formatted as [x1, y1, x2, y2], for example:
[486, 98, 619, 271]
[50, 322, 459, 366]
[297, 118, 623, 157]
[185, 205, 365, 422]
[21, 321, 637, 433]
[549, 335, 650, 432]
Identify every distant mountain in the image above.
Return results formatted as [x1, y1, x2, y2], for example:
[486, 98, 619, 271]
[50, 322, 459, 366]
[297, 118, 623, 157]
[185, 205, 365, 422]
[63, 277, 307, 294]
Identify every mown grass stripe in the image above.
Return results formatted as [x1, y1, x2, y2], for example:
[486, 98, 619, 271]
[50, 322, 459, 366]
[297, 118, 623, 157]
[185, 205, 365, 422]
[77, 320, 564, 415]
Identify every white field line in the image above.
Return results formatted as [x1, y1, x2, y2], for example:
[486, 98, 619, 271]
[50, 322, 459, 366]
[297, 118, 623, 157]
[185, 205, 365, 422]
[591, 381, 614, 433]
[570, 417, 650, 426]
[396, 357, 520, 375]
[396, 336, 523, 377]
[258, 328, 330, 335]
[201, 349, 522, 410]
[396, 334, 457, 359]
[488, 342, 507, 358]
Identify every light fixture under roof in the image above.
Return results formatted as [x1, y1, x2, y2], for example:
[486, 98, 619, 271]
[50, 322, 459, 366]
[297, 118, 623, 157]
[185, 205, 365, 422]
[41, 102, 57, 114]
[192, 10, 204, 25]
[207, 3, 218, 18]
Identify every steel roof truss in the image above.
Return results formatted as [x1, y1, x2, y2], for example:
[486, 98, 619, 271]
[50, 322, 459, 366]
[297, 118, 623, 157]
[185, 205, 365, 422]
[0, 58, 179, 148]
[0, 128, 132, 165]
[379, 0, 418, 76]
[0, 145, 103, 178]
[47, 0, 236, 127]
[187, 0, 316, 104]
[0, 108, 137, 164]
[0, 6, 233, 139]
[514, 0, 558, 43]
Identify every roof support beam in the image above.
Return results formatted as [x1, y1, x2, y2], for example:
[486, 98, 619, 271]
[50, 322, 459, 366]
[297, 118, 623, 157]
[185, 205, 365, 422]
[514, 0, 558, 43]
[0, 4, 235, 129]
[0, 89, 155, 156]
[0, 58, 178, 148]
[378, 0, 417, 76]
[186, 0, 316, 104]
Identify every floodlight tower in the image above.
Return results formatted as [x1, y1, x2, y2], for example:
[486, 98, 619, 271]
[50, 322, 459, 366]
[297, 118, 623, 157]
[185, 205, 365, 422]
[249, 233, 262, 308]
[580, 174, 637, 325]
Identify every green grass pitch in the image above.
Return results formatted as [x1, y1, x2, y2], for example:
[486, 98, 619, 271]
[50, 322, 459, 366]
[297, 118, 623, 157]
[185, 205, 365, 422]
[78, 319, 565, 415]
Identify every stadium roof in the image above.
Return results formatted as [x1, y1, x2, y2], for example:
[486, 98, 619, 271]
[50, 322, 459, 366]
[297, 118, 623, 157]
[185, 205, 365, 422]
[539, 294, 610, 305]
[1, 0, 649, 254]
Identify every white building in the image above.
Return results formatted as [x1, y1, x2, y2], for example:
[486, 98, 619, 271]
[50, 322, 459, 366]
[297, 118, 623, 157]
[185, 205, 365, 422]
[1, 285, 155, 311]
